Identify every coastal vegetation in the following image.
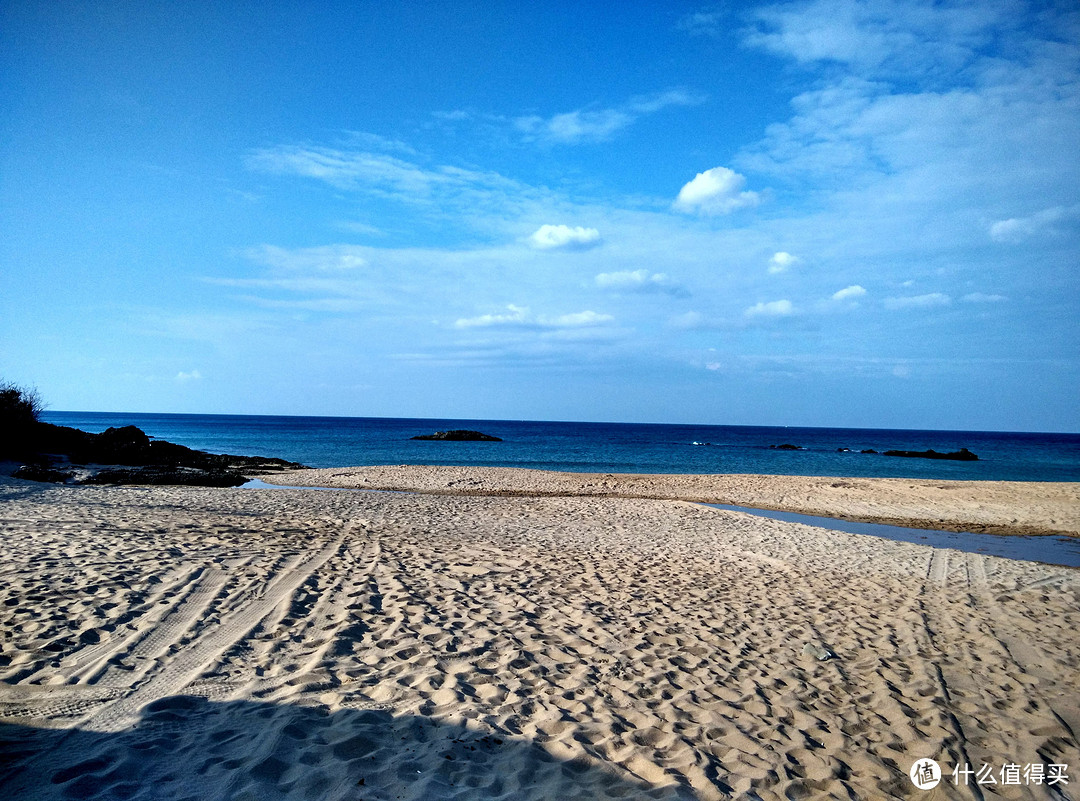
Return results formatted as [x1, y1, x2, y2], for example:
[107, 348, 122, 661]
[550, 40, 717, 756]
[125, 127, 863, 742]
[0, 380, 44, 457]
[1, 379, 303, 485]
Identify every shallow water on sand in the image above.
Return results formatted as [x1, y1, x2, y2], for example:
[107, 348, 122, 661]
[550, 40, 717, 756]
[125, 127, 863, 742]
[241, 480, 1080, 569]
[704, 504, 1080, 568]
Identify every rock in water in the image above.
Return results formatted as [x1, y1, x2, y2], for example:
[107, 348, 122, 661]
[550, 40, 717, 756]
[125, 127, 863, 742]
[410, 430, 503, 441]
[882, 448, 978, 461]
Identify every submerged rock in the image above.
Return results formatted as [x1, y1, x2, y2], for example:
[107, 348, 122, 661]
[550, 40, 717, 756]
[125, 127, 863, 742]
[411, 430, 503, 442]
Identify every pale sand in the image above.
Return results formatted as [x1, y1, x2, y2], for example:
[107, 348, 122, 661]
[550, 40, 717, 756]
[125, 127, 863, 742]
[0, 475, 1078, 800]
[272, 465, 1080, 537]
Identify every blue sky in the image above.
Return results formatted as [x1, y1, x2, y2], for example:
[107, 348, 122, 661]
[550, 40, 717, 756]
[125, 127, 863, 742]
[2, 1, 1078, 431]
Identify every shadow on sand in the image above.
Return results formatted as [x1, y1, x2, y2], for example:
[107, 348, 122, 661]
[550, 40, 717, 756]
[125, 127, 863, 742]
[1, 695, 702, 801]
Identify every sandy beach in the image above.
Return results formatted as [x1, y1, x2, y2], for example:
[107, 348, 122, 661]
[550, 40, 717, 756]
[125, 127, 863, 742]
[271, 466, 1080, 537]
[1, 470, 1078, 800]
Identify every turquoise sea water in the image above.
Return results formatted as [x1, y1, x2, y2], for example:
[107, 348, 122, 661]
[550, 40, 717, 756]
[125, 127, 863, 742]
[42, 412, 1080, 482]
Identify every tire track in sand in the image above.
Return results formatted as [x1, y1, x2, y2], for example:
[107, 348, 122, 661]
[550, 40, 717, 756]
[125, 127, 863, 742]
[917, 549, 1079, 800]
[959, 552, 1080, 771]
[915, 547, 986, 801]
[75, 526, 349, 733]
[215, 524, 383, 701]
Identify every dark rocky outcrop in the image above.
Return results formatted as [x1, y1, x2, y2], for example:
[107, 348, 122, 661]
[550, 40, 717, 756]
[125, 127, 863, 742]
[770, 443, 803, 450]
[9, 422, 305, 486]
[882, 448, 979, 461]
[411, 430, 503, 442]
[12, 463, 76, 483]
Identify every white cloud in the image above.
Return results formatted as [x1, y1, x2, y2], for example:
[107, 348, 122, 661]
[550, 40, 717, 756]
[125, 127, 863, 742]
[517, 109, 631, 143]
[454, 305, 613, 330]
[528, 224, 602, 250]
[175, 370, 202, 382]
[547, 310, 614, 328]
[745, 299, 794, 317]
[627, 88, 706, 115]
[515, 90, 704, 145]
[246, 244, 367, 273]
[832, 284, 867, 301]
[245, 145, 436, 193]
[884, 293, 951, 309]
[673, 167, 761, 215]
[670, 311, 704, 329]
[454, 305, 531, 329]
[244, 141, 521, 212]
[594, 269, 681, 294]
[768, 251, 800, 273]
[744, 0, 1003, 76]
[962, 292, 1007, 303]
[989, 205, 1078, 242]
[676, 9, 725, 38]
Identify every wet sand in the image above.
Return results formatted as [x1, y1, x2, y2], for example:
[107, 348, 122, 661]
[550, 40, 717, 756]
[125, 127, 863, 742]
[1, 473, 1078, 800]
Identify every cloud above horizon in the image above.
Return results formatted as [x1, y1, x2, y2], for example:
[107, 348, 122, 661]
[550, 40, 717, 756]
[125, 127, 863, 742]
[745, 299, 794, 317]
[832, 284, 867, 301]
[528, 224, 602, 250]
[514, 89, 705, 145]
[884, 293, 951, 310]
[454, 305, 614, 330]
[768, 251, 799, 274]
[989, 205, 1080, 242]
[672, 167, 762, 215]
[595, 269, 684, 295]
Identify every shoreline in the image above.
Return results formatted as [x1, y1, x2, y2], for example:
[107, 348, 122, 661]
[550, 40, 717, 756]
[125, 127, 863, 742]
[265, 465, 1080, 538]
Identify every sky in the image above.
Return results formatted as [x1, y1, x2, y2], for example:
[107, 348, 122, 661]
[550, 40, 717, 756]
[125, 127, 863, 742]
[1, 1, 1078, 431]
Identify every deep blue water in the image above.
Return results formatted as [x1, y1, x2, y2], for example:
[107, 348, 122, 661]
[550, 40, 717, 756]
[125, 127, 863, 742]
[41, 412, 1080, 482]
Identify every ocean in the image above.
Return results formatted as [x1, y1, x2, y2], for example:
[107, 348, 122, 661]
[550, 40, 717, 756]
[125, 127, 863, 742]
[40, 412, 1080, 482]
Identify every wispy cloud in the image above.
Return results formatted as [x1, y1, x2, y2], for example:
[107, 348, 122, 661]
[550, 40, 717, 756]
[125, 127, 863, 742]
[595, 269, 684, 295]
[675, 8, 726, 38]
[961, 292, 1007, 304]
[989, 205, 1079, 242]
[454, 305, 614, 330]
[745, 299, 794, 317]
[673, 166, 762, 215]
[884, 293, 951, 310]
[245, 145, 436, 193]
[244, 142, 520, 210]
[246, 244, 368, 273]
[832, 284, 867, 301]
[515, 89, 705, 145]
[528, 224, 602, 250]
[743, 0, 1003, 76]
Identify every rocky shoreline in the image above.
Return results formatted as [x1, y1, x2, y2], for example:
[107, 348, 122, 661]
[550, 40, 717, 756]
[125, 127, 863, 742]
[10, 422, 305, 486]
